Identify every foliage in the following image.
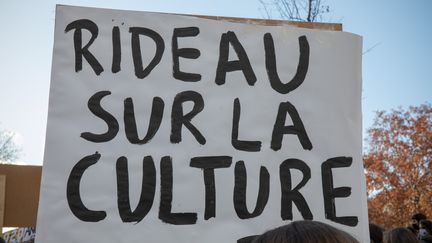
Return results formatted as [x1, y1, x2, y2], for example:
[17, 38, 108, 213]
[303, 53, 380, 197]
[0, 127, 21, 163]
[259, 0, 330, 22]
[364, 103, 432, 228]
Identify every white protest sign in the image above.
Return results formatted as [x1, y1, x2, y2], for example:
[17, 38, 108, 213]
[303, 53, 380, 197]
[36, 5, 368, 242]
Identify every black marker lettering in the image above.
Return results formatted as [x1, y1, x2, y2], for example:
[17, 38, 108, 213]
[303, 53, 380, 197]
[190, 156, 232, 220]
[171, 91, 206, 145]
[159, 156, 197, 225]
[81, 91, 119, 143]
[65, 19, 103, 75]
[129, 27, 164, 79]
[124, 97, 164, 144]
[66, 152, 106, 222]
[232, 98, 261, 152]
[280, 158, 313, 220]
[264, 34, 309, 94]
[271, 101, 312, 151]
[233, 161, 269, 219]
[172, 27, 201, 82]
[321, 157, 358, 226]
[112, 26, 121, 73]
[215, 31, 257, 86]
[116, 156, 156, 223]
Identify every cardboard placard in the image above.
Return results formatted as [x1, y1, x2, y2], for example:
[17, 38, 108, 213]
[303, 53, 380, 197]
[37, 5, 367, 242]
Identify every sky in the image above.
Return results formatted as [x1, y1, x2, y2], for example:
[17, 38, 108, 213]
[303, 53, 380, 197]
[0, 0, 431, 165]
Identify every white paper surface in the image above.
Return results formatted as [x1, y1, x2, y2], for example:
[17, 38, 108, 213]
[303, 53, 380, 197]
[36, 5, 368, 243]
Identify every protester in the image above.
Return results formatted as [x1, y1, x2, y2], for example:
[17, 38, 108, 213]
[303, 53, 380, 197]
[370, 223, 384, 243]
[408, 226, 418, 235]
[419, 220, 432, 243]
[412, 213, 428, 235]
[383, 227, 418, 243]
[251, 220, 359, 243]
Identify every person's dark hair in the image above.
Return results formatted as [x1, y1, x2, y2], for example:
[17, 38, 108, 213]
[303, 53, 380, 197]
[406, 226, 416, 234]
[412, 213, 427, 221]
[383, 227, 418, 243]
[420, 219, 432, 235]
[252, 220, 359, 243]
[0, 236, 5, 243]
[370, 223, 384, 243]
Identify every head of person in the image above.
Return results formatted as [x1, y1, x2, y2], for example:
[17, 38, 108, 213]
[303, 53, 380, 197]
[406, 226, 416, 234]
[370, 223, 384, 243]
[411, 213, 427, 230]
[383, 227, 418, 243]
[419, 219, 432, 237]
[252, 220, 359, 243]
[0, 237, 5, 243]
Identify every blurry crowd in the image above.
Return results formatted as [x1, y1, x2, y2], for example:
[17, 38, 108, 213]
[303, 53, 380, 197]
[0, 213, 430, 242]
[369, 213, 432, 243]
[251, 212, 432, 243]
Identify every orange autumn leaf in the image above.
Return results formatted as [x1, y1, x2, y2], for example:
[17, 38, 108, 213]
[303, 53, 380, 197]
[364, 103, 432, 229]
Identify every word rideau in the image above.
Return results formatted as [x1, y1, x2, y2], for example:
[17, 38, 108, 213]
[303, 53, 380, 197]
[65, 19, 310, 95]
